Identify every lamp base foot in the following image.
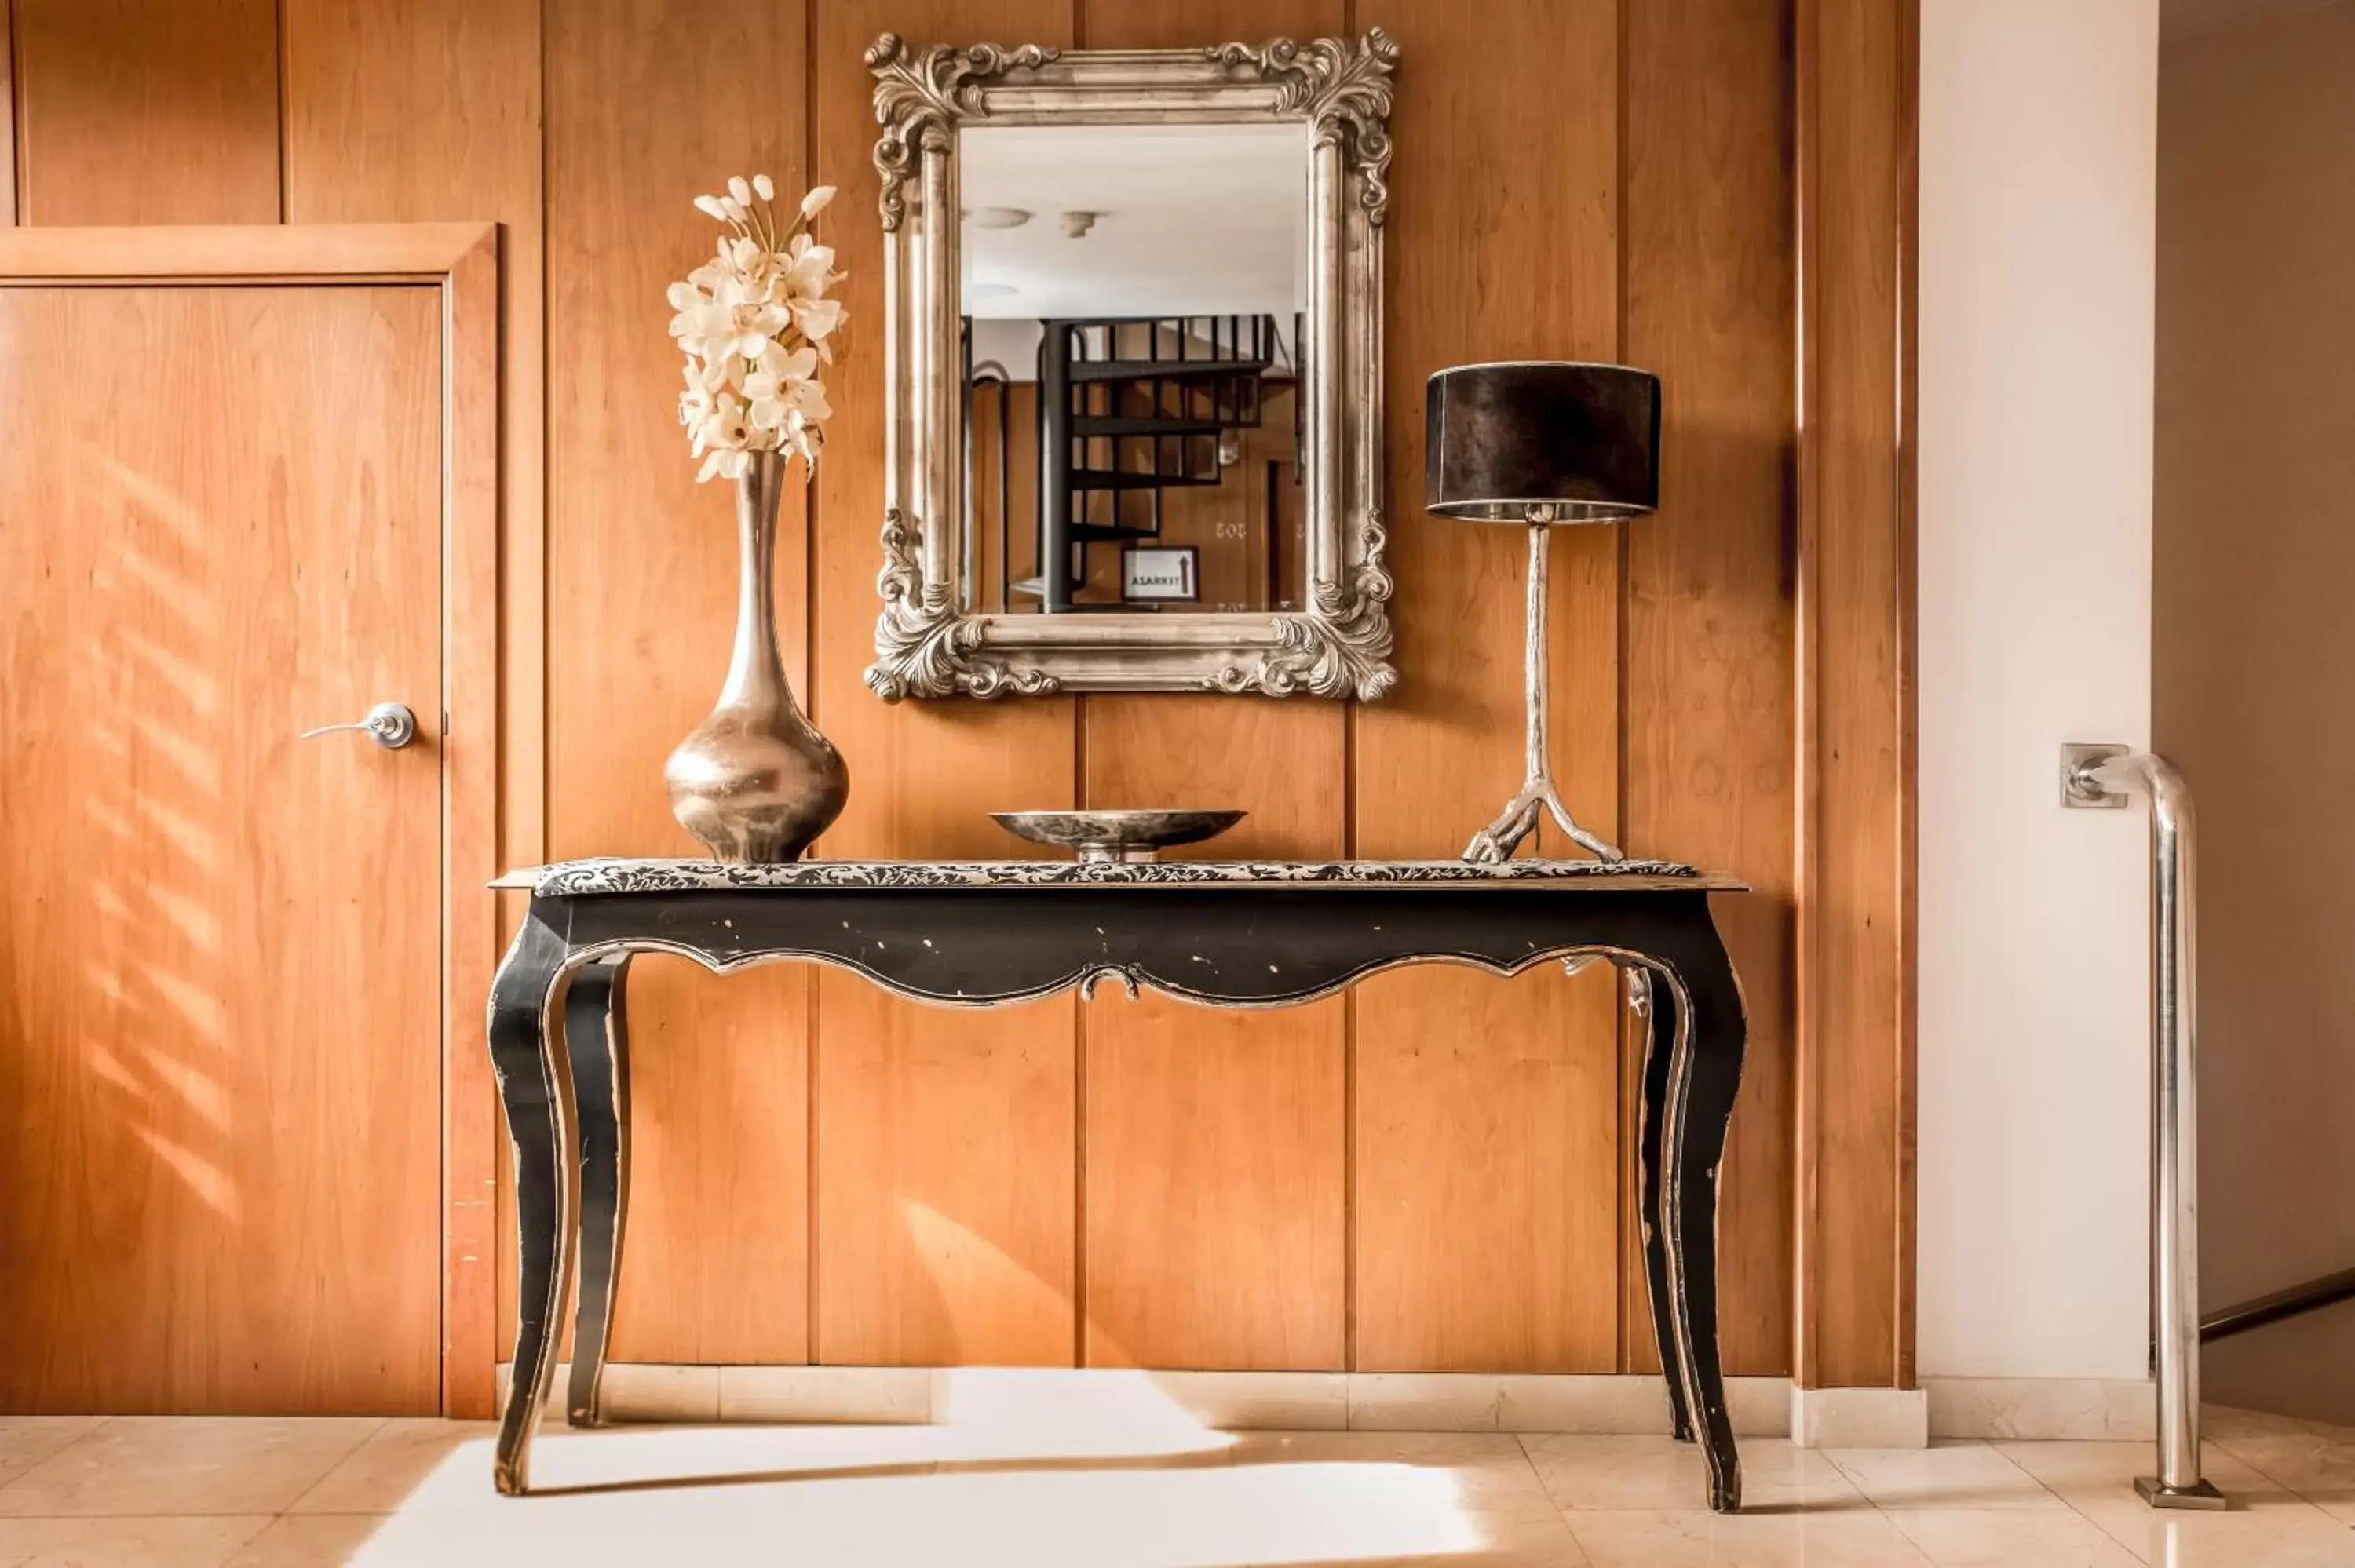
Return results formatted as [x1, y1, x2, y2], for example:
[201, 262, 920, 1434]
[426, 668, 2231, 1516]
[1463, 775, 1623, 864]
[2134, 1475, 2229, 1511]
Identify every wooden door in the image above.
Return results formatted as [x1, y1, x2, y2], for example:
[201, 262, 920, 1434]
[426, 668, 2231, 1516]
[0, 280, 448, 1413]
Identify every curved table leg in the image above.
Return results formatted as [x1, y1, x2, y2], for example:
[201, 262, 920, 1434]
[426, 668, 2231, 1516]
[1630, 965, 1695, 1443]
[1652, 911, 1750, 1515]
[486, 904, 576, 1497]
[566, 956, 633, 1428]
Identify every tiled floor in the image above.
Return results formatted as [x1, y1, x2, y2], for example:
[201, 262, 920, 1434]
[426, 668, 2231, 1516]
[0, 1405, 2350, 1565]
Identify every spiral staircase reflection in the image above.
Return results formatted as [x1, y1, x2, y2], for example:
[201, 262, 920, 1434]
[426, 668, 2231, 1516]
[962, 314, 1297, 613]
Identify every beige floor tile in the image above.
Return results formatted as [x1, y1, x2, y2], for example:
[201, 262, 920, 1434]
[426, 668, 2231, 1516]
[321, 1453, 1501, 1566]
[1993, 1440, 2353, 1565]
[1521, 1435, 1867, 1513]
[1884, 1508, 2145, 1566]
[2104, 1513, 2355, 1568]
[1562, 1508, 1933, 1566]
[0, 1418, 383, 1519]
[1452, 1508, 1596, 1565]
[928, 1369, 1240, 1464]
[2207, 1406, 2346, 1445]
[1232, 1431, 1554, 1512]
[1826, 1441, 2071, 1511]
[1992, 1439, 2286, 1498]
[0, 1515, 272, 1568]
[2207, 1417, 2355, 1524]
[287, 1421, 494, 1515]
[501, 1424, 944, 1495]
[224, 1515, 393, 1567]
[0, 1421, 106, 1491]
[1289, 1508, 1594, 1568]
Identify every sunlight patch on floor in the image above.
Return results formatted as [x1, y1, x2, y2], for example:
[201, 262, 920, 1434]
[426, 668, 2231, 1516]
[354, 1431, 1474, 1568]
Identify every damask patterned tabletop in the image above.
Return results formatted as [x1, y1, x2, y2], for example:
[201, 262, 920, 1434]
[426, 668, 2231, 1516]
[495, 856, 1740, 895]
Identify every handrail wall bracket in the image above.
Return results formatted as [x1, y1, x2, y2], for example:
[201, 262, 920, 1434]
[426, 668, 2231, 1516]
[2062, 742, 2231, 1511]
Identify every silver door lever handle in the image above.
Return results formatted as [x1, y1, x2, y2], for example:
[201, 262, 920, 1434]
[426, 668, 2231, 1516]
[301, 701, 419, 750]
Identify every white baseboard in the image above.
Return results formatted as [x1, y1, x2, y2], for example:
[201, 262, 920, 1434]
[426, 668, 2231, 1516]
[492, 1366, 2152, 1446]
[496, 1365, 1798, 1437]
[1789, 1384, 1930, 1448]
[1922, 1376, 2156, 1441]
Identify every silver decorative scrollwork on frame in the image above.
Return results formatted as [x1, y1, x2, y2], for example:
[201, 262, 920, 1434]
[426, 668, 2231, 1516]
[863, 30, 1398, 701]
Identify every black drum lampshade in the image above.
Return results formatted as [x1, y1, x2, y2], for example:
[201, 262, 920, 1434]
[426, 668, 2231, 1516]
[1426, 361, 1663, 523]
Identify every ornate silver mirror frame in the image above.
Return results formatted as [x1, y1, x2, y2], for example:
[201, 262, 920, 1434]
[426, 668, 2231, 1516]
[863, 30, 1397, 700]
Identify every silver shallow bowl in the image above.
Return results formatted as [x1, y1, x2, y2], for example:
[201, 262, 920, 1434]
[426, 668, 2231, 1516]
[992, 808, 1246, 864]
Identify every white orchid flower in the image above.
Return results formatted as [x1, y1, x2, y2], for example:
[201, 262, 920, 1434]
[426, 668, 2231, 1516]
[670, 175, 847, 480]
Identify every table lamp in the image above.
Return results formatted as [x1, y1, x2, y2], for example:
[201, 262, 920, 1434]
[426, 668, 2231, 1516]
[1425, 361, 1662, 862]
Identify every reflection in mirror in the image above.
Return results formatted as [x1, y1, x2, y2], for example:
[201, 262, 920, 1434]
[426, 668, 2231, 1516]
[958, 122, 1311, 616]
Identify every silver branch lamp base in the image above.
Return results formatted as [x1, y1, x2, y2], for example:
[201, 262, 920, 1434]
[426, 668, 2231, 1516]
[1465, 775, 1621, 864]
[1461, 520, 1624, 865]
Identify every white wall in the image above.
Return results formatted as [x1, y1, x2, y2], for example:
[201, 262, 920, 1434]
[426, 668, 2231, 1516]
[1916, 0, 2160, 1380]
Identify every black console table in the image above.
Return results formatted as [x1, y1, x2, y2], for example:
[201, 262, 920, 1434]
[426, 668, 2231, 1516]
[484, 857, 1751, 1511]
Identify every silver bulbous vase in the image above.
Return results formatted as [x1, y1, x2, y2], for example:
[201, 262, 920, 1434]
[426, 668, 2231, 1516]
[665, 451, 849, 862]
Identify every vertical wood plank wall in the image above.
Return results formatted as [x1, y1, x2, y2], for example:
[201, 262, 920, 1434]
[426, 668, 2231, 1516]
[1795, 0, 1918, 1392]
[2, 0, 1920, 1389]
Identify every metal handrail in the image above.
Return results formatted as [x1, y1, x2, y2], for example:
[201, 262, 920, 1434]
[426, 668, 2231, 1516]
[2203, 1266, 2355, 1344]
[2062, 745, 2228, 1511]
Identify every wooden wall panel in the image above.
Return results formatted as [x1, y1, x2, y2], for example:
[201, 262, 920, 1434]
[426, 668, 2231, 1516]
[13, 0, 279, 224]
[282, 0, 550, 969]
[0, 0, 1916, 1396]
[814, 993, 1077, 1366]
[2, 2, 16, 224]
[1072, 0, 1349, 1375]
[809, 0, 1082, 1367]
[1349, 0, 1624, 1373]
[1623, 0, 1798, 1378]
[1082, 700, 1348, 1369]
[542, 0, 814, 1366]
[279, 0, 544, 1413]
[1795, 0, 1915, 1390]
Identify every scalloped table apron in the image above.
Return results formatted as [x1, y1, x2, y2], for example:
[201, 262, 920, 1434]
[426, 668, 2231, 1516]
[482, 857, 1754, 1512]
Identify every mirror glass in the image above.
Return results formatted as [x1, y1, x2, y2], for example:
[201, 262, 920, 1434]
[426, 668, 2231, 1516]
[958, 122, 1311, 616]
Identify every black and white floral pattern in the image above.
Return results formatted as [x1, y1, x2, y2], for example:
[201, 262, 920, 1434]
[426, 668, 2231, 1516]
[508, 856, 1717, 896]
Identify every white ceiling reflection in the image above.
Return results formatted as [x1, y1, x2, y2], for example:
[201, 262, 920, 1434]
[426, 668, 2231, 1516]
[958, 122, 1310, 321]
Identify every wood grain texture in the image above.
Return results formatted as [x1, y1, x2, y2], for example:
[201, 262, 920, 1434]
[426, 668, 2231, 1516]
[13, 0, 279, 224]
[813, 992, 1077, 1366]
[0, 283, 444, 1412]
[440, 230, 506, 1419]
[1349, 0, 1625, 1373]
[1081, 699, 1348, 1369]
[807, 0, 1082, 1368]
[0, 219, 500, 278]
[1072, 0, 1349, 1377]
[542, 0, 813, 1366]
[1621, 0, 1798, 1379]
[2, 2, 16, 225]
[1795, 0, 1913, 1391]
[280, 0, 535, 1423]
[0, 0, 1919, 1394]
[280, 0, 549, 972]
